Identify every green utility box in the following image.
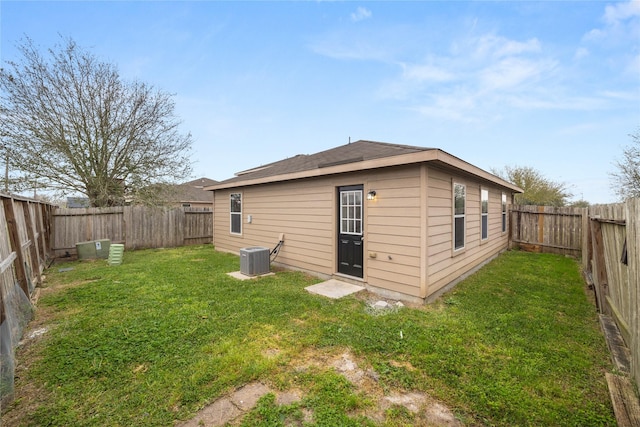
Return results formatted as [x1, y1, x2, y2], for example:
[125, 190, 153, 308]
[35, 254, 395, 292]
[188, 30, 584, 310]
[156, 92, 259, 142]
[94, 239, 111, 259]
[108, 244, 125, 266]
[76, 239, 111, 260]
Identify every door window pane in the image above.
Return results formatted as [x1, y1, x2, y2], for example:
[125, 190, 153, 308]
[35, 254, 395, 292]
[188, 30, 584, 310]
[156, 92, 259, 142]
[340, 190, 363, 235]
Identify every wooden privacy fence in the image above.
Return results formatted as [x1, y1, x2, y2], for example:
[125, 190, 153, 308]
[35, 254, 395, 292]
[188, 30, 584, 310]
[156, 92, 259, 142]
[586, 200, 640, 394]
[3, 200, 639, 405]
[0, 193, 53, 406]
[51, 206, 213, 256]
[509, 201, 640, 394]
[509, 205, 587, 258]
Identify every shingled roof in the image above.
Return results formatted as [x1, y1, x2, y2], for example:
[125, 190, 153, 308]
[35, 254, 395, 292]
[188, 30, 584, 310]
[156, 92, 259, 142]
[175, 177, 218, 202]
[221, 140, 433, 184]
[207, 140, 522, 193]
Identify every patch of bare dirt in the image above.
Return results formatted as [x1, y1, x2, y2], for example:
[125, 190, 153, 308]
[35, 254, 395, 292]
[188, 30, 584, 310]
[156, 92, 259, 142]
[1, 301, 58, 426]
[39, 278, 99, 296]
[4, 281, 462, 427]
[0, 271, 90, 426]
[179, 348, 462, 427]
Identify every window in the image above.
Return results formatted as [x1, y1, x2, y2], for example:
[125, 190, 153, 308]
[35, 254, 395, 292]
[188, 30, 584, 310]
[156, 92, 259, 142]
[481, 189, 489, 240]
[340, 190, 363, 235]
[454, 183, 465, 250]
[501, 193, 507, 233]
[230, 193, 242, 234]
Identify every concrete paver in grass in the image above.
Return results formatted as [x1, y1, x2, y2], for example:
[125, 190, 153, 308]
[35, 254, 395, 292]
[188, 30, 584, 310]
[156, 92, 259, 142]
[305, 279, 365, 299]
[227, 271, 275, 280]
[178, 382, 273, 427]
[178, 351, 461, 427]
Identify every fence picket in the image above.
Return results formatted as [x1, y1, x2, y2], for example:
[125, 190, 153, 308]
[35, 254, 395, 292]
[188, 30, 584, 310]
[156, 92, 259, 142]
[52, 206, 212, 255]
[509, 205, 586, 256]
[0, 194, 52, 407]
[624, 199, 640, 390]
[509, 202, 639, 393]
[3, 198, 639, 406]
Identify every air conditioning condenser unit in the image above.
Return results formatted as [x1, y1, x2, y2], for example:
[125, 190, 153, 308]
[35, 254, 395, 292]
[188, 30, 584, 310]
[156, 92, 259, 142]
[240, 247, 270, 276]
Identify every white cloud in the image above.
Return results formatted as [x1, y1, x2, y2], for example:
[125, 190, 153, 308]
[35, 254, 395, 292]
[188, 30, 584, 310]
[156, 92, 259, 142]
[313, 12, 628, 124]
[599, 89, 639, 102]
[396, 34, 564, 121]
[583, 28, 605, 42]
[574, 47, 590, 60]
[308, 26, 399, 62]
[377, 62, 456, 100]
[603, 0, 640, 25]
[473, 34, 541, 59]
[350, 7, 372, 23]
[584, 0, 640, 42]
[479, 57, 556, 91]
[580, 1, 639, 83]
[413, 91, 483, 123]
[401, 63, 454, 83]
[310, 38, 388, 61]
[625, 52, 640, 75]
[506, 94, 608, 111]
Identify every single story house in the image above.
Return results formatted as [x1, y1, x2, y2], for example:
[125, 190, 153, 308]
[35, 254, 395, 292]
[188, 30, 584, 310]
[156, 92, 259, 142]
[207, 140, 522, 303]
[171, 177, 218, 210]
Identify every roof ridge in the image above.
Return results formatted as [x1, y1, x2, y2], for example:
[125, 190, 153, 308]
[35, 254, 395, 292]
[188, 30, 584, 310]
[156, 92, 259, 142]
[224, 140, 434, 184]
[355, 139, 431, 151]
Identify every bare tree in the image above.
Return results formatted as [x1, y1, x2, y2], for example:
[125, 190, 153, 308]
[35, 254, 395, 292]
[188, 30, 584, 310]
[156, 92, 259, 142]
[610, 129, 640, 201]
[492, 165, 572, 206]
[0, 36, 193, 207]
[0, 133, 29, 194]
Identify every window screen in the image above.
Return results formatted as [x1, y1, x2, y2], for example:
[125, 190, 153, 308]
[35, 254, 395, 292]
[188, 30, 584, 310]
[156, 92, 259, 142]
[481, 189, 489, 240]
[230, 193, 242, 234]
[454, 183, 465, 250]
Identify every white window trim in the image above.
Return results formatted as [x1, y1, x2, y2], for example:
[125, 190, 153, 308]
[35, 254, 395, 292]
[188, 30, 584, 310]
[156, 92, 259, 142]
[230, 192, 242, 235]
[481, 188, 489, 241]
[453, 183, 466, 251]
[501, 192, 507, 233]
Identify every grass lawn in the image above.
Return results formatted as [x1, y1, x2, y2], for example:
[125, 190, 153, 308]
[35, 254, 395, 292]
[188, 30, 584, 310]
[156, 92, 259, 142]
[2, 246, 615, 426]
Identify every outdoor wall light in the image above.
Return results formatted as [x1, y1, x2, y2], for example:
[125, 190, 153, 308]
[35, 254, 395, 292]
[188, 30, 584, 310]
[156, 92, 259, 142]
[367, 190, 377, 200]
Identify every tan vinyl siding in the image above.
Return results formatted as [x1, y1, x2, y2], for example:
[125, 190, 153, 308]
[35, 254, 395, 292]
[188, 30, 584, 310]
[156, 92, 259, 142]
[214, 179, 334, 275]
[427, 168, 452, 266]
[426, 167, 509, 296]
[214, 166, 424, 297]
[214, 161, 513, 302]
[364, 166, 422, 297]
[465, 184, 481, 250]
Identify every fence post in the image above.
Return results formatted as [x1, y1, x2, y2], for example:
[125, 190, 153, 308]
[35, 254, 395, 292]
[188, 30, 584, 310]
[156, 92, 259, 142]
[590, 218, 609, 315]
[124, 206, 133, 250]
[22, 202, 41, 286]
[537, 205, 545, 252]
[177, 208, 185, 247]
[1, 198, 29, 297]
[36, 204, 48, 264]
[625, 199, 640, 391]
[582, 207, 590, 271]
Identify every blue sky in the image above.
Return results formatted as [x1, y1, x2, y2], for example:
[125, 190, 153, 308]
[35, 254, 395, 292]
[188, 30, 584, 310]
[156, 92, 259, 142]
[2, 1, 639, 204]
